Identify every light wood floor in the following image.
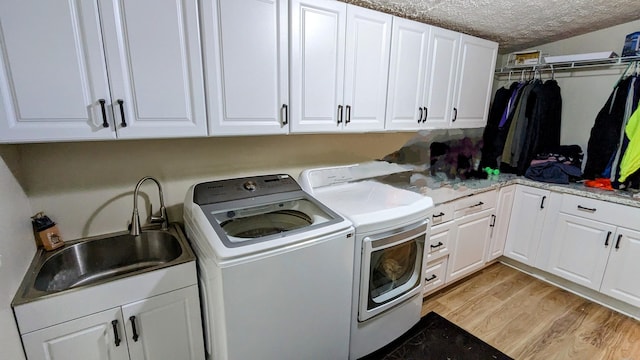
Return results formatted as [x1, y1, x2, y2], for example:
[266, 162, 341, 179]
[422, 262, 640, 360]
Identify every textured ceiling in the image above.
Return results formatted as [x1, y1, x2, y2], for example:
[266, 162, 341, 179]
[342, 0, 640, 53]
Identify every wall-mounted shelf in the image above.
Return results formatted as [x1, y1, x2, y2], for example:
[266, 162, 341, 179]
[495, 55, 640, 75]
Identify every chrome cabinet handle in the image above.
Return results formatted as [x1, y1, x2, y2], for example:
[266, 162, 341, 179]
[281, 104, 288, 125]
[577, 205, 596, 212]
[111, 320, 121, 346]
[418, 107, 423, 123]
[452, 107, 458, 122]
[345, 105, 351, 124]
[337, 105, 343, 124]
[99, 99, 109, 128]
[117, 99, 127, 128]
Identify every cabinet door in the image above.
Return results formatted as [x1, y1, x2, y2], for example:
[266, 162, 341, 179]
[342, 5, 391, 132]
[202, 0, 288, 135]
[601, 227, 640, 307]
[422, 26, 459, 129]
[0, 1, 114, 142]
[447, 209, 493, 283]
[21, 307, 129, 360]
[504, 186, 549, 266]
[450, 34, 497, 128]
[290, 0, 346, 133]
[122, 285, 204, 360]
[546, 213, 616, 290]
[488, 185, 516, 261]
[385, 17, 430, 130]
[99, 0, 207, 139]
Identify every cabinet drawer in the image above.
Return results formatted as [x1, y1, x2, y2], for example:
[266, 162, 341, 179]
[431, 202, 454, 225]
[423, 256, 448, 296]
[560, 194, 640, 229]
[427, 221, 453, 260]
[452, 189, 497, 218]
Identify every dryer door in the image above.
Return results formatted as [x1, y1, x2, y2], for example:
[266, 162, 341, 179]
[359, 220, 427, 322]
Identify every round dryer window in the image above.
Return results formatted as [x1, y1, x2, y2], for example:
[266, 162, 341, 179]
[220, 210, 313, 238]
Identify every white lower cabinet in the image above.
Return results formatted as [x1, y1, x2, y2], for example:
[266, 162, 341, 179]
[503, 185, 550, 266]
[22, 307, 129, 360]
[546, 214, 616, 290]
[600, 227, 640, 307]
[547, 213, 640, 307]
[423, 256, 448, 296]
[487, 184, 516, 261]
[21, 286, 204, 360]
[447, 208, 494, 283]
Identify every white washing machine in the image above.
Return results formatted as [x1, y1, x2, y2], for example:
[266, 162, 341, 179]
[183, 174, 355, 360]
[299, 162, 434, 359]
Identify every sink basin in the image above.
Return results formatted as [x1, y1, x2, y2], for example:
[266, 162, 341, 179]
[13, 224, 195, 305]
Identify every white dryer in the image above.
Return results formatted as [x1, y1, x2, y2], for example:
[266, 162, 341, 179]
[299, 162, 434, 359]
[184, 174, 355, 360]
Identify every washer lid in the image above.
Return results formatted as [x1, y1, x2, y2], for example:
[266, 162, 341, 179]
[198, 190, 347, 248]
[313, 180, 433, 230]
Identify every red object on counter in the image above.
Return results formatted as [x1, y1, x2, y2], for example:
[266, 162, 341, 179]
[584, 178, 614, 191]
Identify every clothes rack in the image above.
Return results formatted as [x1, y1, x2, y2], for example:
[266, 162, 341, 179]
[495, 55, 640, 76]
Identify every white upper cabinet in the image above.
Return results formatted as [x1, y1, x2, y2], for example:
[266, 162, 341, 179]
[342, 6, 392, 132]
[386, 22, 497, 131]
[99, 0, 206, 139]
[0, 1, 114, 142]
[201, 0, 289, 135]
[450, 34, 498, 128]
[385, 18, 431, 130]
[290, 0, 391, 133]
[422, 26, 459, 129]
[0, 0, 206, 143]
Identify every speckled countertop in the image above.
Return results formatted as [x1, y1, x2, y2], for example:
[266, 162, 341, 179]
[375, 171, 640, 209]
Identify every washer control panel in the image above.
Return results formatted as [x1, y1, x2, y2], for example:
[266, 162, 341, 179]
[194, 174, 301, 205]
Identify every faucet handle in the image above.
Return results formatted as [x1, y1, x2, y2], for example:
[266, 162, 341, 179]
[149, 204, 169, 230]
[149, 204, 161, 223]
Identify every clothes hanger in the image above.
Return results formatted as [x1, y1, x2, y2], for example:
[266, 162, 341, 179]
[615, 61, 634, 87]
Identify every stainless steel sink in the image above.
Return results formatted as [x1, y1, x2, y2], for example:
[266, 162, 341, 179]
[13, 223, 195, 305]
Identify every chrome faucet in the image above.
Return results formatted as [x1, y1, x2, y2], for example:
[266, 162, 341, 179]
[130, 176, 169, 236]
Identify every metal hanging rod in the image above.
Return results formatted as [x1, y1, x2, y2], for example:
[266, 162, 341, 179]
[494, 55, 640, 75]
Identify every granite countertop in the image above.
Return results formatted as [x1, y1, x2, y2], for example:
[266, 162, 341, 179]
[375, 171, 640, 209]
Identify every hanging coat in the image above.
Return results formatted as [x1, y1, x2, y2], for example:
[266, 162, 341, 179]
[618, 107, 640, 182]
[479, 83, 516, 169]
[516, 79, 563, 175]
[583, 77, 633, 179]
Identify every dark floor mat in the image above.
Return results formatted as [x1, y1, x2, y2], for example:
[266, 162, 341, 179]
[360, 311, 513, 360]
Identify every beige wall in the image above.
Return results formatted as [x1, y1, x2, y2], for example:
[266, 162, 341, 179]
[0, 145, 33, 360]
[17, 133, 414, 240]
[494, 19, 640, 162]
